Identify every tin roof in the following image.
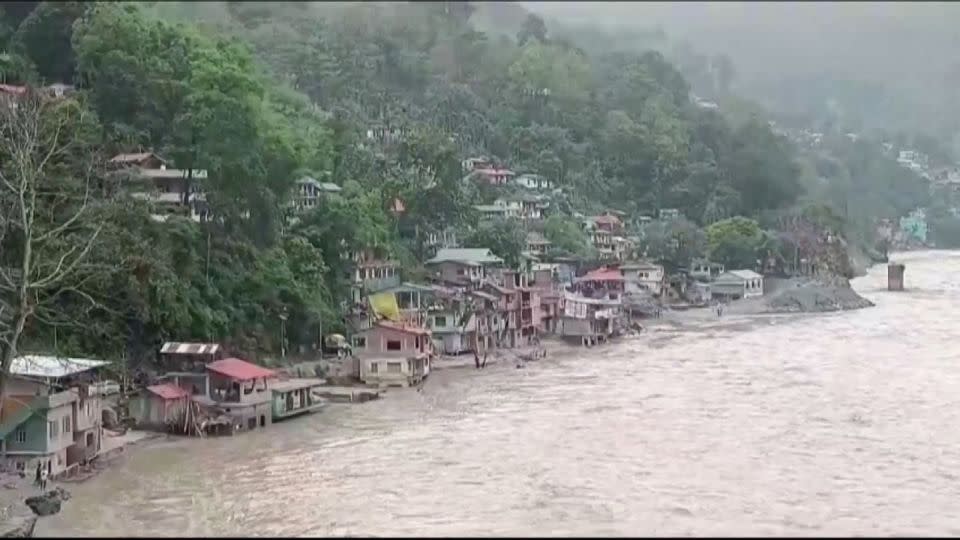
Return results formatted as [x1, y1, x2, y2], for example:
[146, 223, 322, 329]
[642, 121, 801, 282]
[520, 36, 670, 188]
[718, 270, 763, 282]
[206, 358, 275, 381]
[11, 355, 108, 378]
[146, 383, 190, 400]
[374, 321, 431, 336]
[160, 342, 222, 356]
[426, 248, 504, 266]
[109, 152, 166, 165]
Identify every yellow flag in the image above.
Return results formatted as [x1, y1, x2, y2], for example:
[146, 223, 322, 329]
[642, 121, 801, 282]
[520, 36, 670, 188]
[369, 292, 400, 321]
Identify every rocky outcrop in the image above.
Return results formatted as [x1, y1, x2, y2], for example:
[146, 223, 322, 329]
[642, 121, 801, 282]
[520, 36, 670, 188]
[24, 487, 70, 517]
[763, 278, 874, 313]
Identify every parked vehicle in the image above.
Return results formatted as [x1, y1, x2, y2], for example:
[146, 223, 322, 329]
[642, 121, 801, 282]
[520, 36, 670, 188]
[322, 334, 352, 357]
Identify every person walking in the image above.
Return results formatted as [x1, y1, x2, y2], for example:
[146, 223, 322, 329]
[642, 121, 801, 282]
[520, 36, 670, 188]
[39, 466, 48, 491]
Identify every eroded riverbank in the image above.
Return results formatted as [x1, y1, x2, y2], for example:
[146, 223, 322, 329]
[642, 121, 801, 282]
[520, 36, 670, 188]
[34, 250, 960, 537]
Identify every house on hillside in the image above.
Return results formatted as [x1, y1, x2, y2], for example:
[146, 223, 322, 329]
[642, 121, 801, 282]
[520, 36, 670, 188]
[0, 356, 109, 478]
[472, 167, 515, 186]
[350, 253, 401, 304]
[425, 248, 504, 287]
[525, 231, 552, 256]
[475, 199, 521, 221]
[291, 176, 341, 212]
[357, 322, 432, 387]
[514, 173, 554, 191]
[712, 270, 764, 300]
[462, 156, 493, 172]
[109, 152, 210, 222]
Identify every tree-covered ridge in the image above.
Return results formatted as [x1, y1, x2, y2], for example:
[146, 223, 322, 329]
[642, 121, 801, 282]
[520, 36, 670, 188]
[0, 0, 902, 371]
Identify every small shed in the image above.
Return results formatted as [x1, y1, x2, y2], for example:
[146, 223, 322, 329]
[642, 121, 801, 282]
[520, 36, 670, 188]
[132, 383, 191, 431]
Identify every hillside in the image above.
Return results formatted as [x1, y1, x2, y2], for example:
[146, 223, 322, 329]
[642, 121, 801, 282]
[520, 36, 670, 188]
[0, 1, 897, 368]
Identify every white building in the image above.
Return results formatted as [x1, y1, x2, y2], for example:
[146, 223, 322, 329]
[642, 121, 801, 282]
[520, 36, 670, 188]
[712, 270, 764, 300]
[620, 262, 665, 297]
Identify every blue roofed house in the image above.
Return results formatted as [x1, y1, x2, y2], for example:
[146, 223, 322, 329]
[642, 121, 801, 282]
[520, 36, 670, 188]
[0, 356, 109, 478]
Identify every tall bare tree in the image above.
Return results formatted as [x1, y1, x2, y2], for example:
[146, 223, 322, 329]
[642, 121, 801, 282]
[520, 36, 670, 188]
[0, 87, 105, 418]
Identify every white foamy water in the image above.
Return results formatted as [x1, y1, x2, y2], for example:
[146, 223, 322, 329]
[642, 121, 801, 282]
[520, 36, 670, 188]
[35, 250, 960, 537]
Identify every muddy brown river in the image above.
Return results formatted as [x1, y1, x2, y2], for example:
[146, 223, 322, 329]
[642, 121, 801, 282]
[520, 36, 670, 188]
[35, 251, 960, 536]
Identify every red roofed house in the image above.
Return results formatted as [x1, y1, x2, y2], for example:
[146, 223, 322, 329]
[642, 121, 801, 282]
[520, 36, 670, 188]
[357, 321, 432, 387]
[560, 267, 628, 346]
[194, 357, 276, 433]
[130, 383, 191, 431]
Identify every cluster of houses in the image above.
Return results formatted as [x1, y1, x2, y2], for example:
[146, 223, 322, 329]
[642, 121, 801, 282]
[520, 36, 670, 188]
[0, 345, 332, 478]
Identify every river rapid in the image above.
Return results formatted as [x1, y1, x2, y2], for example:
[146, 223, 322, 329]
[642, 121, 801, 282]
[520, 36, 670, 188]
[36, 250, 960, 537]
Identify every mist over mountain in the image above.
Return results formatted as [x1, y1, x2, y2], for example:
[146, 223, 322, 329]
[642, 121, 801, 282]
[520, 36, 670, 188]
[526, 1, 960, 141]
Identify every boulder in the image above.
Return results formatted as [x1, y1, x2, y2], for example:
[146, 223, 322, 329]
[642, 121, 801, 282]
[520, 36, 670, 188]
[24, 487, 71, 517]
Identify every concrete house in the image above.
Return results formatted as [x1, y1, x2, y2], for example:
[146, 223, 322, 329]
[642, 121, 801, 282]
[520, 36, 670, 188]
[474, 199, 522, 221]
[689, 259, 725, 282]
[0, 356, 108, 478]
[109, 152, 210, 223]
[525, 231, 552, 257]
[472, 167, 516, 186]
[270, 378, 327, 422]
[621, 262, 666, 297]
[514, 173, 554, 191]
[357, 322, 432, 387]
[712, 270, 764, 300]
[195, 358, 275, 433]
[425, 248, 504, 286]
[292, 176, 341, 212]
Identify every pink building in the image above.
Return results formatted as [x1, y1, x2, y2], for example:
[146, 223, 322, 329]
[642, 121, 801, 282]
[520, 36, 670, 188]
[356, 321, 432, 387]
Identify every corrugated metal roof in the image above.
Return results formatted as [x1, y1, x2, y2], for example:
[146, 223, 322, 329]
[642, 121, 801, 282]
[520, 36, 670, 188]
[206, 358, 275, 381]
[109, 152, 165, 164]
[719, 270, 763, 281]
[160, 342, 222, 356]
[426, 248, 504, 265]
[11, 355, 108, 378]
[146, 383, 190, 400]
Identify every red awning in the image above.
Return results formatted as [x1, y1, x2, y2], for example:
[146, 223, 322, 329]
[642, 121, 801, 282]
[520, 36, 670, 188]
[206, 358, 275, 381]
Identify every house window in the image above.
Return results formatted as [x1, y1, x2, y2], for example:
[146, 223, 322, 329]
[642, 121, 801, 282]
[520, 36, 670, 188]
[387, 340, 402, 351]
[352, 336, 367, 348]
[434, 316, 447, 327]
[62, 416, 71, 433]
[369, 362, 379, 374]
[85, 401, 92, 418]
[15, 428, 26, 443]
[48, 421, 58, 439]
[387, 362, 402, 374]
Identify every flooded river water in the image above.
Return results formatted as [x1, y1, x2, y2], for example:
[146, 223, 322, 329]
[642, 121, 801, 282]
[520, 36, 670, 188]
[36, 251, 960, 536]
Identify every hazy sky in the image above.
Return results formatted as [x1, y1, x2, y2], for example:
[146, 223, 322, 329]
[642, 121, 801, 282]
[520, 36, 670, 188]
[524, 2, 960, 84]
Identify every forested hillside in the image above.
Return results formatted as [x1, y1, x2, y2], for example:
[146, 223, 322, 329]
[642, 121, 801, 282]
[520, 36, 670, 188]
[0, 1, 909, 369]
